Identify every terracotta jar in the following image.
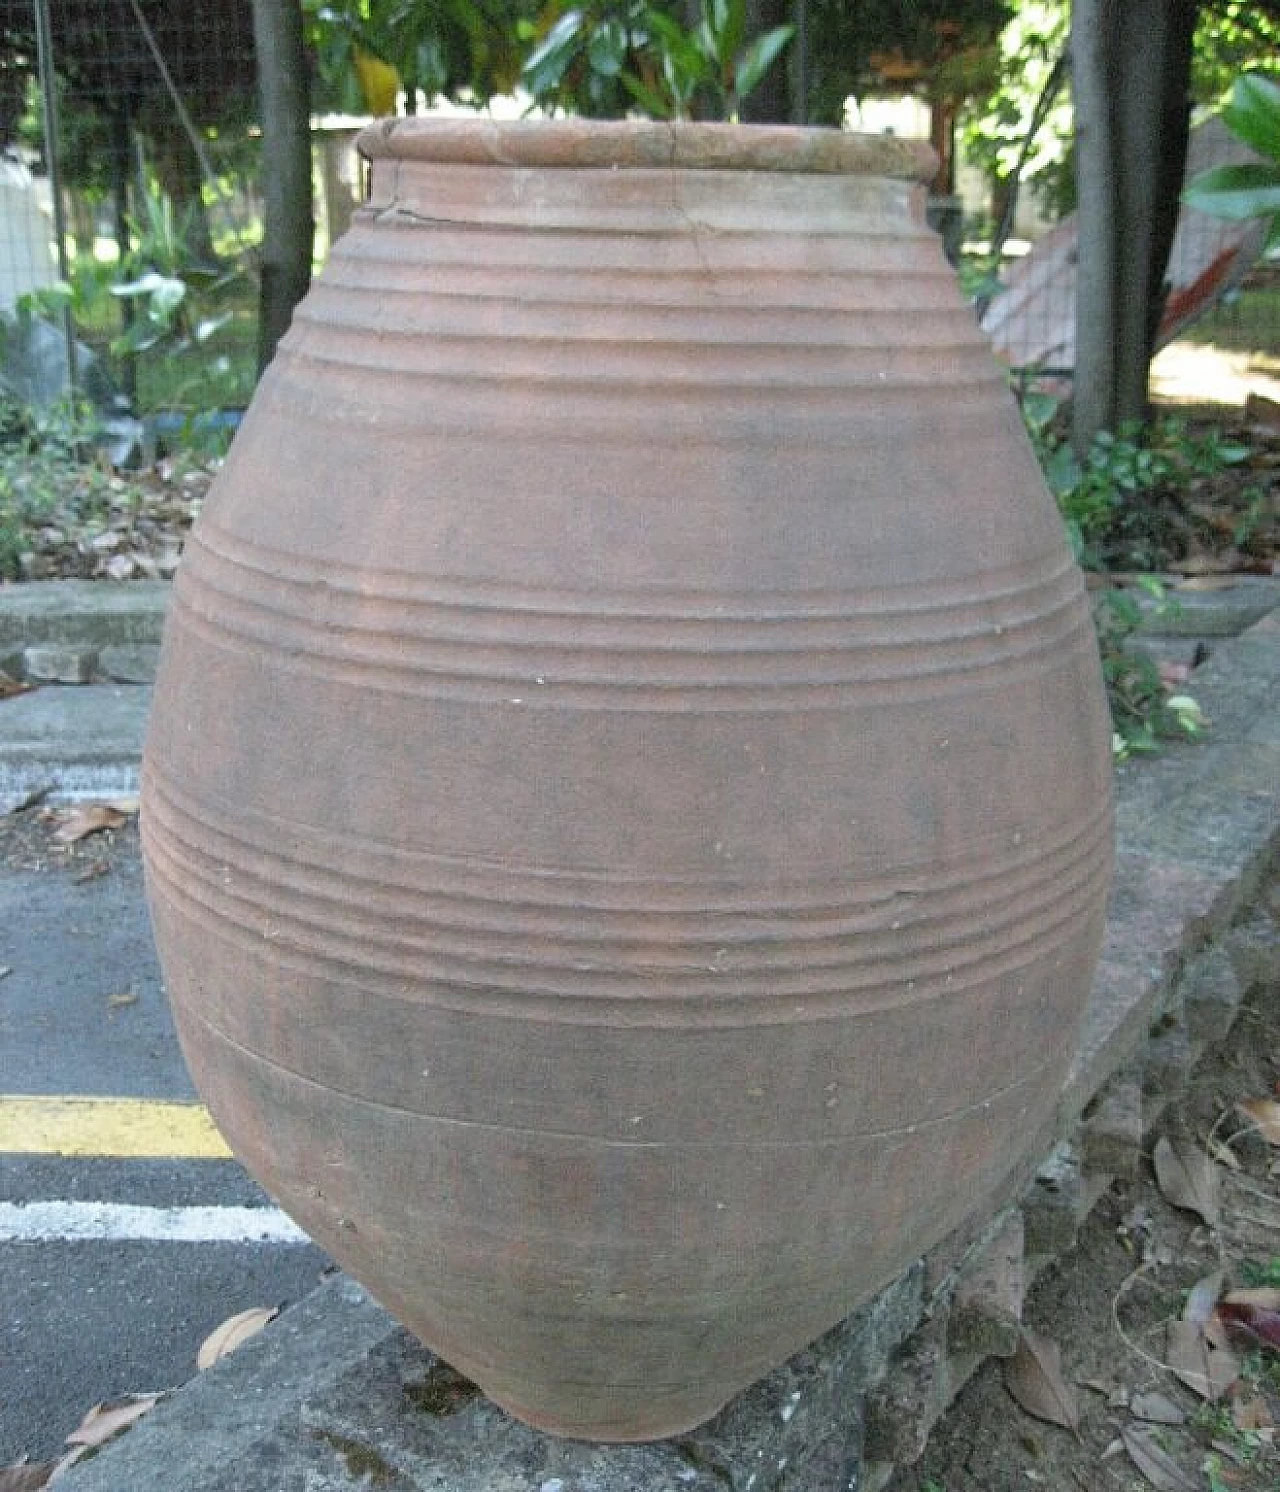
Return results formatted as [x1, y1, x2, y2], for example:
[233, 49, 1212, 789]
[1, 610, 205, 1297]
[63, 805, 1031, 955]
[141, 120, 1113, 1442]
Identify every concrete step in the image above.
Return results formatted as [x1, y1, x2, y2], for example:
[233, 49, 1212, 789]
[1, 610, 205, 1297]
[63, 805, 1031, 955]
[0, 684, 150, 810]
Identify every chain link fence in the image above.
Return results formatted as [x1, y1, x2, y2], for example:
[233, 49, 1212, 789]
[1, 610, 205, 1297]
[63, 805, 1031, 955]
[0, 0, 260, 433]
[974, 113, 1279, 400]
[0, 5, 1275, 436]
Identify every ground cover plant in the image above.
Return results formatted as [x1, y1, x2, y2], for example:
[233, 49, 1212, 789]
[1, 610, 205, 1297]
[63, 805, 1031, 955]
[1006, 380, 1277, 756]
[0, 397, 210, 584]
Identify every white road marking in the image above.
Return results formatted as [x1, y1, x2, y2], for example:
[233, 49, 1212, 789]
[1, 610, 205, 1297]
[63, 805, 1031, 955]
[0, 1200, 312, 1244]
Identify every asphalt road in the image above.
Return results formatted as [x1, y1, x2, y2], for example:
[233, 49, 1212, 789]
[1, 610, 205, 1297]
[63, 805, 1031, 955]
[0, 838, 330, 1464]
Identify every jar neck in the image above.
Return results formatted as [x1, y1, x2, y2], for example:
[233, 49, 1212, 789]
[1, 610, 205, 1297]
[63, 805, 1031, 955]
[362, 157, 929, 239]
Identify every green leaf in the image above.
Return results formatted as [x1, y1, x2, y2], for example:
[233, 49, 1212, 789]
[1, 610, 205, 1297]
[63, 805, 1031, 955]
[645, 11, 693, 50]
[694, 16, 719, 67]
[1221, 73, 1280, 163]
[1042, 443, 1080, 497]
[521, 10, 585, 99]
[110, 270, 170, 298]
[621, 71, 673, 119]
[181, 266, 230, 291]
[150, 277, 188, 319]
[1020, 390, 1060, 432]
[195, 313, 233, 344]
[649, 10, 706, 74]
[661, 49, 698, 113]
[111, 320, 167, 355]
[1183, 162, 1280, 220]
[1213, 443, 1251, 465]
[587, 17, 628, 78]
[734, 24, 793, 104]
[717, 0, 746, 65]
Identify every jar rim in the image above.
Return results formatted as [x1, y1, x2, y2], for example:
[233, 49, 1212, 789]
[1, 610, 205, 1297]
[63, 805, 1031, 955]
[356, 117, 936, 182]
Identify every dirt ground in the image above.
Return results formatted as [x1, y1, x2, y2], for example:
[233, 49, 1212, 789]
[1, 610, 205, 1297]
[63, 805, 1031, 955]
[0, 796, 141, 878]
[900, 881, 1280, 1492]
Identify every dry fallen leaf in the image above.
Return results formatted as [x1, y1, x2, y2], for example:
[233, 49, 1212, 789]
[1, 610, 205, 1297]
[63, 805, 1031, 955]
[1245, 392, 1280, 429]
[1206, 1135, 1241, 1171]
[1232, 1394, 1274, 1431]
[1152, 1136, 1221, 1227]
[196, 1305, 278, 1370]
[1166, 1319, 1239, 1401]
[1216, 1300, 1280, 1353]
[1003, 1328, 1080, 1430]
[1173, 573, 1241, 591]
[1181, 1269, 1224, 1327]
[65, 1393, 162, 1448]
[1224, 1286, 1280, 1311]
[52, 804, 129, 845]
[0, 1464, 56, 1491]
[106, 989, 139, 1010]
[1120, 1423, 1199, 1492]
[1129, 1390, 1187, 1426]
[5, 784, 51, 815]
[1238, 1097, 1280, 1146]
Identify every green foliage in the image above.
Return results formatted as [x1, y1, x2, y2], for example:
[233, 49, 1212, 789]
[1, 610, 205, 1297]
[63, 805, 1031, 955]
[1195, 1389, 1273, 1488]
[1017, 393, 1253, 758]
[0, 396, 114, 581]
[520, 2, 647, 116]
[959, 2, 1073, 223]
[103, 187, 252, 414]
[304, 0, 1019, 124]
[1092, 583, 1207, 760]
[958, 4, 1280, 242]
[954, 253, 1006, 303]
[14, 259, 117, 335]
[1021, 394, 1249, 572]
[304, 0, 526, 112]
[1191, 3, 1280, 105]
[520, 0, 793, 121]
[803, 0, 1009, 125]
[1184, 72, 1280, 249]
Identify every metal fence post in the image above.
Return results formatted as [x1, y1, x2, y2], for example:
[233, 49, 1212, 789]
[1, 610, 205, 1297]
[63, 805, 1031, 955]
[32, 0, 76, 393]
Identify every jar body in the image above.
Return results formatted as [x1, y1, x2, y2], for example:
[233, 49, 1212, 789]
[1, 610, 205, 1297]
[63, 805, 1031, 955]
[141, 121, 1113, 1441]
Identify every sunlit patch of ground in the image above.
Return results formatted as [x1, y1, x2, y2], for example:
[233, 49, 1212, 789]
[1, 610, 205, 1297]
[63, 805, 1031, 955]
[1151, 340, 1280, 407]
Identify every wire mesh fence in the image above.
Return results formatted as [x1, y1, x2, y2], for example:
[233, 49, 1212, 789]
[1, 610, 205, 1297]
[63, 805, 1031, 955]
[0, 0, 260, 432]
[975, 112, 1280, 399]
[0, 5, 1274, 442]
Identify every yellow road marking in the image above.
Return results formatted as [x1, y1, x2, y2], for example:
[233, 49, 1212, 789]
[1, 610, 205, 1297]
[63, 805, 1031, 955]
[0, 1096, 233, 1158]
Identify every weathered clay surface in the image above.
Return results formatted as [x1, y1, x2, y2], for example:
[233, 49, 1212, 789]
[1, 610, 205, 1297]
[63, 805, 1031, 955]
[356, 116, 937, 177]
[140, 120, 1113, 1440]
[50, 606, 1279, 1492]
